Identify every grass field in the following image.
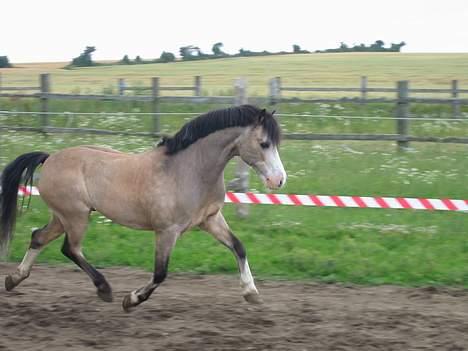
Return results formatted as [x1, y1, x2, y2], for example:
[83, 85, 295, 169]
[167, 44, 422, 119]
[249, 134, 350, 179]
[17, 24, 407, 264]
[1, 53, 468, 95]
[2, 133, 467, 286]
[1, 53, 468, 287]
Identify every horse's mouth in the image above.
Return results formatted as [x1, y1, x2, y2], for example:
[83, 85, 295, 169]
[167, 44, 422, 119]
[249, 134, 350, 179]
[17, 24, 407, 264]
[257, 172, 284, 190]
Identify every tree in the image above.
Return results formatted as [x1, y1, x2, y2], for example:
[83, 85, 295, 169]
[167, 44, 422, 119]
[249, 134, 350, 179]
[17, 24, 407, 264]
[390, 41, 406, 52]
[292, 44, 309, 54]
[179, 45, 199, 60]
[0, 56, 12, 68]
[339, 42, 349, 51]
[159, 51, 176, 63]
[212, 42, 226, 56]
[135, 55, 143, 64]
[353, 43, 367, 52]
[71, 46, 96, 67]
[119, 55, 131, 65]
[317, 40, 405, 53]
[375, 40, 385, 48]
[370, 40, 385, 51]
[238, 48, 254, 57]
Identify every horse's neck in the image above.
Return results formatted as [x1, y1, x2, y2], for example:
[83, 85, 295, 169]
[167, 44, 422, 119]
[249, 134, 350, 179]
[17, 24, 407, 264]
[174, 127, 243, 183]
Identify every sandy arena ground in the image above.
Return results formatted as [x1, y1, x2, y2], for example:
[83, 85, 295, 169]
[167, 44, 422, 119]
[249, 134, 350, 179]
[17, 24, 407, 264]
[1, 263, 467, 351]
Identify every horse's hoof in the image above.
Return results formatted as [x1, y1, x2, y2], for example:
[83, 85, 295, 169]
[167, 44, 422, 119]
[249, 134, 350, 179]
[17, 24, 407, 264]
[97, 287, 113, 303]
[243, 292, 263, 305]
[5, 275, 17, 291]
[122, 294, 136, 312]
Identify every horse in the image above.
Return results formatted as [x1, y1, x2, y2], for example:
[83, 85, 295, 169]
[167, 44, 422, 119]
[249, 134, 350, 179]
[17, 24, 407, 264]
[0, 104, 286, 311]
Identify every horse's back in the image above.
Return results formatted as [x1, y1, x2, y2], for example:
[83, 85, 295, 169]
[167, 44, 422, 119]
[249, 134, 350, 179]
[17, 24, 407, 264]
[40, 145, 131, 177]
[79, 145, 126, 154]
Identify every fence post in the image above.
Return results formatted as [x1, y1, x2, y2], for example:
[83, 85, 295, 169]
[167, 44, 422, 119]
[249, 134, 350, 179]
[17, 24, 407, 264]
[118, 78, 126, 96]
[275, 76, 281, 102]
[151, 77, 160, 135]
[230, 78, 250, 217]
[194, 76, 201, 96]
[40, 73, 50, 131]
[269, 77, 279, 106]
[451, 80, 460, 119]
[269, 76, 281, 121]
[360, 76, 368, 104]
[396, 80, 410, 151]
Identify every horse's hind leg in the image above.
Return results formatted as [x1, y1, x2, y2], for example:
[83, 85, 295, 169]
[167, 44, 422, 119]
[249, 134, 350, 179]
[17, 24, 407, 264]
[60, 213, 113, 302]
[201, 211, 262, 304]
[5, 215, 64, 291]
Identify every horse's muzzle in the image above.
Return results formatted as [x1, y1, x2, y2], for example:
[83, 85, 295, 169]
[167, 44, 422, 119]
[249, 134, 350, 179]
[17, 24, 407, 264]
[264, 172, 286, 189]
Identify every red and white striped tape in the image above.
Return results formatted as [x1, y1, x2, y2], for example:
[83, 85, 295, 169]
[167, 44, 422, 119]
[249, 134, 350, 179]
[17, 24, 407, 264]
[16, 186, 468, 212]
[18, 186, 40, 196]
[225, 192, 468, 212]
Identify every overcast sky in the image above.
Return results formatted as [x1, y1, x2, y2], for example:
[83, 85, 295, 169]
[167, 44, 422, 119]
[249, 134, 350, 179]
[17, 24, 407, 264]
[2, 0, 468, 63]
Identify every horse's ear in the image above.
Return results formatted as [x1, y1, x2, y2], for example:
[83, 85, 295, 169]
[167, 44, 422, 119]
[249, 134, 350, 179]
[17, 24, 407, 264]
[258, 108, 267, 124]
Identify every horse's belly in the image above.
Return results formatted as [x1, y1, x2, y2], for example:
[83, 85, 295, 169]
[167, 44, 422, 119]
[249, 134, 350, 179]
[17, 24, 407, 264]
[92, 196, 153, 231]
[96, 209, 153, 231]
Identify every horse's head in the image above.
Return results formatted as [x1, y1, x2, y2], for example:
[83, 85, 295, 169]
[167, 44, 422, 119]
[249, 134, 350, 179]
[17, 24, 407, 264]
[237, 109, 286, 190]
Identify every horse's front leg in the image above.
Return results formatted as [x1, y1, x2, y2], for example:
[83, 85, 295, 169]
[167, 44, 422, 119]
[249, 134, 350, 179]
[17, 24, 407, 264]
[200, 211, 262, 304]
[122, 227, 179, 312]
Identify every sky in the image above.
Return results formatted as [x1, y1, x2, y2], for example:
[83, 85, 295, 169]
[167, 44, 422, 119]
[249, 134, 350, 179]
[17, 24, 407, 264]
[2, 0, 468, 63]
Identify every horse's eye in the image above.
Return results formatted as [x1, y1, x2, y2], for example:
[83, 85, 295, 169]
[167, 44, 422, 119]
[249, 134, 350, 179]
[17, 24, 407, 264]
[260, 142, 270, 149]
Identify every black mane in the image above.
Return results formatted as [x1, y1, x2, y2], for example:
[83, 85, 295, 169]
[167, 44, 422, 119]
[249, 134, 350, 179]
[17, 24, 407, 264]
[157, 105, 280, 155]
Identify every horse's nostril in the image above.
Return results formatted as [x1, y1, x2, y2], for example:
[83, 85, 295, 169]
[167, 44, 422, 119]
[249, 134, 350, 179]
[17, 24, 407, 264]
[279, 179, 283, 186]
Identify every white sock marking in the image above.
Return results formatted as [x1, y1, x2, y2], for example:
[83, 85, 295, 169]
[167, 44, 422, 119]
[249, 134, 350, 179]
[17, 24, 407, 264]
[240, 259, 258, 295]
[17, 248, 41, 278]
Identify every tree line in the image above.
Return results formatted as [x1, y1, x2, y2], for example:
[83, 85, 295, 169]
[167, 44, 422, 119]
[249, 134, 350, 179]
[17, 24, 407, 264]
[70, 40, 406, 67]
[0, 41, 406, 68]
[316, 40, 406, 53]
[0, 56, 12, 68]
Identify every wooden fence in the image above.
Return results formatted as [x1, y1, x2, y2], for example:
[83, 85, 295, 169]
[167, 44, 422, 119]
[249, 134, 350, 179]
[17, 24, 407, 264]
[1, 74, 468, 149]
[269, 76, 468, 117]
[0, 74, 236, 135]
[117, 76, 202, 133]
[267, 76, 468, 150]
[1, 73, 467, 216]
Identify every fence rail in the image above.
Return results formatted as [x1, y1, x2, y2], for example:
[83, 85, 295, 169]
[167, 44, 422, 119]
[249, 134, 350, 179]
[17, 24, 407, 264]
[0, 86, 40, 91]
[280, 86, 468, 94]
[118, 76, 201, 95]
[0, 92, 236, 104]
[2, 126, 466, 145]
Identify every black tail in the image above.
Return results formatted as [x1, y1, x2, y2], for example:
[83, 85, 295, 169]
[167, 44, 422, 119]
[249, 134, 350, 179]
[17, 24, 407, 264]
[0, 152, 49, 258]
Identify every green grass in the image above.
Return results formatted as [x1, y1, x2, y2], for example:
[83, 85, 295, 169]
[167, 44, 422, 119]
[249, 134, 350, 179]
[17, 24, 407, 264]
[1, 53, 468, 287]
[7, 199, 468, 286]
[2, 131, 468, 287]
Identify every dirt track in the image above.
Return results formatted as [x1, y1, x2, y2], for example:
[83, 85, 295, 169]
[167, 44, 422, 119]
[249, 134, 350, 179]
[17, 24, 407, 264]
[1, 263, 467, 351]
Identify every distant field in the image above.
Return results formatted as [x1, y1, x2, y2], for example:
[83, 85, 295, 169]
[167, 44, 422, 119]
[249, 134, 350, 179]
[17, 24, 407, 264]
[1, 53, 468, 95]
